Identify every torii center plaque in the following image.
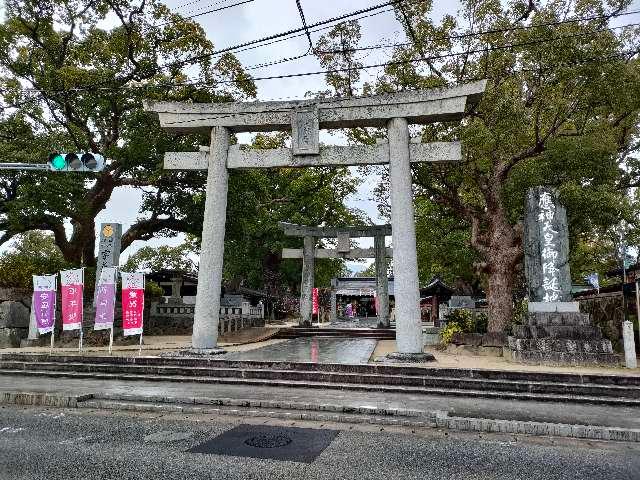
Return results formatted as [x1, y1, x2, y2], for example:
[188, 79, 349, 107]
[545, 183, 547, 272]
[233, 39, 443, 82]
[145, 80, 487, 355]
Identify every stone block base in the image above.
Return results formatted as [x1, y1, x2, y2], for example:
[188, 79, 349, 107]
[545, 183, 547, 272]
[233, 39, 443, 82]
[508, 337, 613, 354]
[508, 309, 618, 366]
[528, 302, 579, 313]
[507, 349, 620, 366]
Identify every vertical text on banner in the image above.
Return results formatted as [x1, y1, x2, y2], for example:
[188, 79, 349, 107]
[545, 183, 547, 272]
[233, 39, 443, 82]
[94, 267, 117, 330]
[32, 275, 57, 334]
[60, 268, 84, 331]
[312, 287, 319, 315]
[121, 272, 145, 336]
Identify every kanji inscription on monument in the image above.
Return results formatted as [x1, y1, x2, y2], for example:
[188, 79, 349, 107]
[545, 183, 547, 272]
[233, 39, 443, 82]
[523, 187, 572, 302]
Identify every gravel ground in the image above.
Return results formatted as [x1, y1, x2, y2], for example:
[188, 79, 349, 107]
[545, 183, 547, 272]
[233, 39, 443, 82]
[0, 405, 639, 480]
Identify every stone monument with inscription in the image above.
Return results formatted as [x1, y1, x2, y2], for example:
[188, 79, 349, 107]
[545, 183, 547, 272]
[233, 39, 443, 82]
[507, 187, 618, 365]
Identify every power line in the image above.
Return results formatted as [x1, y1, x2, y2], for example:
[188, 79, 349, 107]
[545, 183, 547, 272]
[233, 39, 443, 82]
[164, 0, 412, 70]
[234, 7, 640, 72]
[4, 19, 638, 100]
[158, 28, 640, 126]
[175, 0, 240, 15]
[153, 0, 254, 28]
[165, 21, 640, 92]
[2, 6, 638, 100]
[295, 0, 313, 53]
[314, 8, 640, 55]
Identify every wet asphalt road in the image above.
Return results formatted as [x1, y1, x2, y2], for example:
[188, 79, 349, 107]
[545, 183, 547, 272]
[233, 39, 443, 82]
[0, 405, 639, 480]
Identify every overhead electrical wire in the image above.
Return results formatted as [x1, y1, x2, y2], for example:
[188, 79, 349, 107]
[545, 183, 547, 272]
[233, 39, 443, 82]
[153, 0, 254, 28]
[1, 4, 638, 99]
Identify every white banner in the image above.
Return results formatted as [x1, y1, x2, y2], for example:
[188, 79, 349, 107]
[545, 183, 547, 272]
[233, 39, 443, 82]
[33, 275, 56, 292]
[60, 268, 84, 286]
[121, 271, 145, 290]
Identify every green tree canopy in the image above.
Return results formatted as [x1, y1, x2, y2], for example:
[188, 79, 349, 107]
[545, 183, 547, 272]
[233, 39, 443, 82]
[0, 0, 256, 265]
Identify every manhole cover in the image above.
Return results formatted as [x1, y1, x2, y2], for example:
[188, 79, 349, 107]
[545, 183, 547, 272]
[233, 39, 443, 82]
[188, 424, 338, 463]
[244, 434, 292, 449]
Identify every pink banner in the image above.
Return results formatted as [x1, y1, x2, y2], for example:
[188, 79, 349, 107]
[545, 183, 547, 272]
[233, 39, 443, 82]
[312, 288, 319, 315]
[32, 275, 57, 334]
[121, 272, 144, 336]
[60, 269, 84, 331]
[94, 267, 117, 330]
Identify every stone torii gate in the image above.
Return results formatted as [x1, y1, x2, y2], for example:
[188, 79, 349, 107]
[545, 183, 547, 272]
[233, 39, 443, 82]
[145, 80, 486, 357]
[279, 222, 392, 327]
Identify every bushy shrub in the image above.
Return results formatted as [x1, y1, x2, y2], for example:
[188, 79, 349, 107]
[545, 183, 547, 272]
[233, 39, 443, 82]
[145, 281, 165, 298]
[440, 322, 463, 345]
[441, 308, 488, 345]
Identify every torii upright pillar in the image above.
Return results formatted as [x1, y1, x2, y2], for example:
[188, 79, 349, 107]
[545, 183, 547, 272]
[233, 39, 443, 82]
[192, 126, 229, 351]
[300, 235, 315, 326]
[388, 117, 422, 353]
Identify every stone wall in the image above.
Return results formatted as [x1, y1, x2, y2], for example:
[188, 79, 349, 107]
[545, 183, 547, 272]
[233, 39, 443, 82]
[577, 293, 628, 352]
[0, 288, 31, 348]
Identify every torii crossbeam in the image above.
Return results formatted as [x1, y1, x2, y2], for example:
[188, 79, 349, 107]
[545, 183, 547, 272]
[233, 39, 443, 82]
[145, 80, 486, 357]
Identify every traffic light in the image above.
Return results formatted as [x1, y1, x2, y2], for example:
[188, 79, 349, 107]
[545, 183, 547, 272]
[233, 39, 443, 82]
[47, 153, 105, 172]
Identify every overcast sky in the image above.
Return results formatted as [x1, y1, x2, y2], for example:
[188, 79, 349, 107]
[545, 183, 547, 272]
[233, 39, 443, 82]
[6, 0, 639, 273]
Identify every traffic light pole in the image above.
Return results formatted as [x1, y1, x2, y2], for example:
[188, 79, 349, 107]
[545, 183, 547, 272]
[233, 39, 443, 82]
[0, 163, 51, 171]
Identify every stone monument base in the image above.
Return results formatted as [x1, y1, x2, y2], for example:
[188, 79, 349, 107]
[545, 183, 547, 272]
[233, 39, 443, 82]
[507, 307, 619, 366]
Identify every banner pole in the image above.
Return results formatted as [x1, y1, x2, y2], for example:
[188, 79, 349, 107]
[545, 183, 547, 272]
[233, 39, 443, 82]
[79, 267, 84, 353]
[109, 326, 114, 355]
[138, 332, 143, 356]
[50, 330, 54, 355]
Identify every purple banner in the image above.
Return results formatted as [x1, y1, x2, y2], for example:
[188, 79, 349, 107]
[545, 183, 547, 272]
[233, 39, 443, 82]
[94, 283, 116, 330]
[33, 290, 56, 334]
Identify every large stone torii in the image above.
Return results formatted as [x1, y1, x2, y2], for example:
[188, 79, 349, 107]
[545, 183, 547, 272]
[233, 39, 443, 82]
[279, 222, 393, 327]
[145, 80, 486, 356]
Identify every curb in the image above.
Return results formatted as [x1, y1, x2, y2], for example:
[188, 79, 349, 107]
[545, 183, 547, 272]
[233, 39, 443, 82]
[0, 391, 94, 408]
[2, 390, 639, 443]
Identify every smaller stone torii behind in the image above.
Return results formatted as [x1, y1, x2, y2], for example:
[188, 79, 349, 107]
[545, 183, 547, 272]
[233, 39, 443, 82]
[145, 79, 486, 359]
[279, 222, 392, 327]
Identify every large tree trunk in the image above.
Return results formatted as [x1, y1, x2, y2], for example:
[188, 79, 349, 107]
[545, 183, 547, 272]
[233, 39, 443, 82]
[472, 198, 522, 333]
[486, 256, 516, 332]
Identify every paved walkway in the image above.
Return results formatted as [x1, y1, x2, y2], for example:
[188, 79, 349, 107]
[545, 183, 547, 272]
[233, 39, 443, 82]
[2, 374, 640, 430]
[225, 338, 377, 364]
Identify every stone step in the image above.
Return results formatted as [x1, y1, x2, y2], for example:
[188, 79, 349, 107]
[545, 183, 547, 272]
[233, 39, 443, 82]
[509, 350, 620, 366]
[2, 352, 638, 386]
[1, 359, 639, 399]
[508, 337, 614, 354]
[526, 312, 591, 327]
[2, 368, 640, 406]
[512, 325, 603, 340]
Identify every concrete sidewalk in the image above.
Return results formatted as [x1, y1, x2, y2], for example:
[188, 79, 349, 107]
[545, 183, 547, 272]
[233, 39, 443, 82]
[2, 373, 640, 442]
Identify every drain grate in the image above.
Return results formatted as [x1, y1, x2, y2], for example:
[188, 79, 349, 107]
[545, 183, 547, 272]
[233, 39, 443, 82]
[188, 424, 338, 463]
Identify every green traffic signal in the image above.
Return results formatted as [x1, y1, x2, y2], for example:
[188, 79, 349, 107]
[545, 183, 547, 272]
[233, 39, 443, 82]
[49, 153, 66, 171]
